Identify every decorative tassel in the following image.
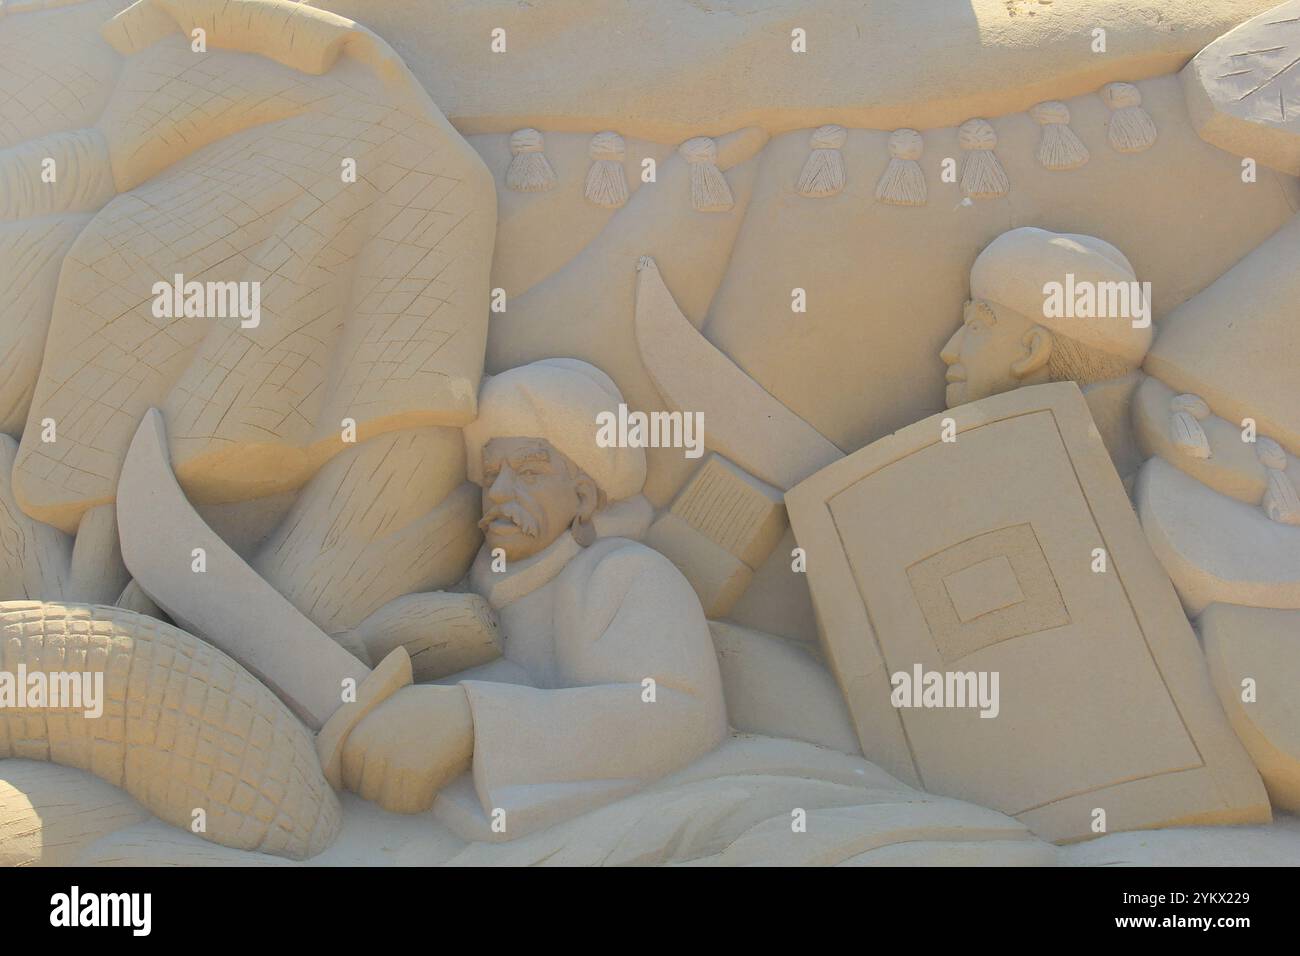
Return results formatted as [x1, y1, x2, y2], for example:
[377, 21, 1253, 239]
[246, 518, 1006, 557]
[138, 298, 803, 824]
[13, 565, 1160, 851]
[584, 130, 629, 208]
[958, 118, 1009, 199]
[679, 137, 733, 212]
[1101, 83, 1156, 153]
[1030, 101, 1089, 171]
[506, 128, 557, 192]
[874, 128, 926, 206]
[1257, 437, 1300, 525]
[1169, 393, 1211, 460]
[797, 125, 846, 198]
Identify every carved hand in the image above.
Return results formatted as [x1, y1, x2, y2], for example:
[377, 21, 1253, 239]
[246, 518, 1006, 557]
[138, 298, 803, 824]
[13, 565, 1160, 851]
[340, 684, 475, 814]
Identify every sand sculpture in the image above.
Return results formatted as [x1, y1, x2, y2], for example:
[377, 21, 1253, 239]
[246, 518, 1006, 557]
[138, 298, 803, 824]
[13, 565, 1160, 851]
[1, 0, 1299, 867]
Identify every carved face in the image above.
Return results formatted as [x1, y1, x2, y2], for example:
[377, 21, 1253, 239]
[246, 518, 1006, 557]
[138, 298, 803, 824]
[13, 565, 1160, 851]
[478, 437, 595, 562]
[940, 300, 1049, 407]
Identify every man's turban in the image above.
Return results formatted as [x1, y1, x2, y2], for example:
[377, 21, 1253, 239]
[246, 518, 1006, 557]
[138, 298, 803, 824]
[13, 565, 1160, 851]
[971, 226, 1154, 366]
[465, 359, 647, 501]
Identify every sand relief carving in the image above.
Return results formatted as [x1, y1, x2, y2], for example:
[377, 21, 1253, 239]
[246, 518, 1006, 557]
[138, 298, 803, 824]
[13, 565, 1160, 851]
[936, 219, 1300, 603]
[874, 128, 926, 206]
[957, 118, 1009, 199]
[1029, 101, 1090, 171]
[922, 1, 1300, 800]
[0, 0, 494, 639]
[506, 128, 557, 193]
[785, 383, 1267, 841]
[679, 136, 734, 212]
[331, 360, 728, 829]
[1, 0, 1300, 867]
[1101, 82, 1158, 153]
[939, 227, 1153, 479]
[584, 131, 630, 209]
[796, 125, 847, 198]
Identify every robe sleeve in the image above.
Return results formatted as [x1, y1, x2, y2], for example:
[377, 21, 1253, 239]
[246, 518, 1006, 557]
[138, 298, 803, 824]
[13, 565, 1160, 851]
[460, 540, 727, 834]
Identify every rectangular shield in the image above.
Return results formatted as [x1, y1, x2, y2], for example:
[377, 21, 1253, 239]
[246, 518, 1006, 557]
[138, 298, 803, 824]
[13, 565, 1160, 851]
[786, 382, 1266, 841]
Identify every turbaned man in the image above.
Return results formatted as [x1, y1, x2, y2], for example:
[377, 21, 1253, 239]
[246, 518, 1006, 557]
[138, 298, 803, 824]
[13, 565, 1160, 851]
[338, 359, 728, 837]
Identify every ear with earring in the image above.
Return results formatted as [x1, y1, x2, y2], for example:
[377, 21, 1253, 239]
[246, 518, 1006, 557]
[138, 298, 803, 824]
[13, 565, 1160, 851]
[570, 474, 602, 547]
[570, 512, 597, 547]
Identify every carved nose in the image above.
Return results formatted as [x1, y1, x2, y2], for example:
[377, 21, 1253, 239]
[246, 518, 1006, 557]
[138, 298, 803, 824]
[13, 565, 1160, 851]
[487, 467, 515, 503]
[940, 326, 964, 365]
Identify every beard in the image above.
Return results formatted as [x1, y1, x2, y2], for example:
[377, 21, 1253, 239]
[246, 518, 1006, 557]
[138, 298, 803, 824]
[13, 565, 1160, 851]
[478, 500, 540, 538]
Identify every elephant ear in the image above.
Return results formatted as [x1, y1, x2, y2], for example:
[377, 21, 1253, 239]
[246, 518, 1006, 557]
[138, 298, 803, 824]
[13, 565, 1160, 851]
[11, 0, 496, 534]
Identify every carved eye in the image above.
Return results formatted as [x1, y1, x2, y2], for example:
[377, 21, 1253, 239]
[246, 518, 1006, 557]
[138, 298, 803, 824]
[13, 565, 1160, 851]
[966, 301, 996, 331]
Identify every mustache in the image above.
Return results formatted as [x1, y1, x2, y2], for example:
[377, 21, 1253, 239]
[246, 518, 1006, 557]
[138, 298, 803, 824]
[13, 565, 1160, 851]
[478, 501, 540, 537]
